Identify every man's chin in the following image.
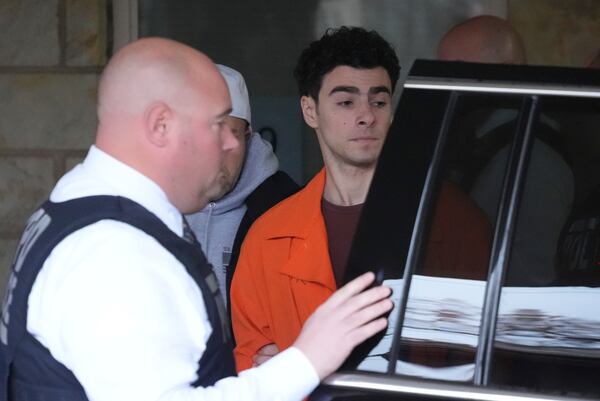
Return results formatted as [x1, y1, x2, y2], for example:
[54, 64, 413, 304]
[345, 156, 378, 169]
[208, 180, 234, 202]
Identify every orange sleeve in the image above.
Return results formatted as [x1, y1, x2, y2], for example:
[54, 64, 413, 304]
[230, 229, 274, 372]
[444, 182, 492, 280]
[427, 182, 492, 280]
[456, 202, 492, 280]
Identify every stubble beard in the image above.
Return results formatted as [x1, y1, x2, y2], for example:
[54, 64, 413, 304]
[209, 168, 235, 201]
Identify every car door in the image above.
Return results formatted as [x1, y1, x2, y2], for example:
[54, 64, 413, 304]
[312, 60, 600, 401]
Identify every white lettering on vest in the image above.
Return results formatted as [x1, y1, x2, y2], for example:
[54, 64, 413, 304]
[1, 209, 51, 345]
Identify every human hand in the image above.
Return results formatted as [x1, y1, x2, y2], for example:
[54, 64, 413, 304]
[252, 343, 280, 367]
[293, 272, 393, 380]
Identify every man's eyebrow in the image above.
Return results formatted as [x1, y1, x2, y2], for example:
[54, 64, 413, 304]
[329, 86, 359, 96]
[328, 86, 392, 96]
[218, 108, 233, 118]
[369, 86, 391, 95]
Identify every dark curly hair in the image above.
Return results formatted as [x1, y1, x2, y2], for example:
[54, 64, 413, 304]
[293, 26, 400, 102]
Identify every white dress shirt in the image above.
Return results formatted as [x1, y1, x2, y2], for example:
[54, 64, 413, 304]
[27, 146, 319, 401]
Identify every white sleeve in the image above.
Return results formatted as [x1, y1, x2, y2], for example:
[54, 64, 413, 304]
[160, 348, 319, 401]
[27, 221, 319, 401]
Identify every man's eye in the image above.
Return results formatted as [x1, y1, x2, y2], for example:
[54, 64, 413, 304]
[372, 101, 387, 108]
[338, 100, 353, 107]
[232, 129, 245, 137]
[212, 120, 226, 132]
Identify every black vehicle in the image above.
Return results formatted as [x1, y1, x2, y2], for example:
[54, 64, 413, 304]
[313, 60, 600, 401]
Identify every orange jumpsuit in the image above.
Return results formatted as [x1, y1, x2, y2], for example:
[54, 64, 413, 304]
[231, 169, 491, 371]
[231, 170, 333, 372]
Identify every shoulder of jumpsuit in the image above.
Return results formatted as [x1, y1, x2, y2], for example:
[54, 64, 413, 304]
[243, 168, 335, 290]
[247, 168, 326, 241]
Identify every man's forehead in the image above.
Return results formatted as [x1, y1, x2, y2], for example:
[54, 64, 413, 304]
[321, 65, 392, 92]
[193, 75, 231, 117]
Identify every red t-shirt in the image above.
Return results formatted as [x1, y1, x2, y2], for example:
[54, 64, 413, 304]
[321, 199, 364, 287]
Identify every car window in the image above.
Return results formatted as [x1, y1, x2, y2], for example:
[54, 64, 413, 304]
[351, 93, 522, 380]
[489, 97, 600, 398]
[340, 61, 600, 400]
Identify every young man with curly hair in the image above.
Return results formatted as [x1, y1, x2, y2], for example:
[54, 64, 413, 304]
[231, 26, 401, 371]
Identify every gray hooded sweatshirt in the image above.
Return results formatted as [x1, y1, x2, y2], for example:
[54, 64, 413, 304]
[186, 132, 278, 304]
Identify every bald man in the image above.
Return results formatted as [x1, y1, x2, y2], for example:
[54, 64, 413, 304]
[438, 15, 526, 64]
[437, 16, 574, 286]
[0, 38, 392, 401]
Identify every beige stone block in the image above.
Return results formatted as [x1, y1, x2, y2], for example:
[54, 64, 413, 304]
[0, 74, 98, 149]
[0, 0, 60, 66]
[0, 239, 18, 297]
[66, 0, 108, 66]
[509, 0, 600, 67]
[0, 157, 55, 236]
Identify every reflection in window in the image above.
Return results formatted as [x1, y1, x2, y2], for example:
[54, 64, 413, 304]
[358, 94, 524, 380]
[490, 112, 574, 286]
[359, 276, 485, 379]
[490, 99, 600, 397]
[353, 89, 600, 397]
[391, 96, 520, 381]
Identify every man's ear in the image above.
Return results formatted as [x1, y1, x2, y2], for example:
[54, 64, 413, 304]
[144, 101, 173, 147]
[300, 96, 318, 129]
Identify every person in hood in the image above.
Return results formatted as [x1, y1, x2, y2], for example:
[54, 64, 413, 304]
[186, 64, 299, 307]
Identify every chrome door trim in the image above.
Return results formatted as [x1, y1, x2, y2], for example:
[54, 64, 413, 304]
[323, 372, 595, 401]
[404, 78, 600, 98]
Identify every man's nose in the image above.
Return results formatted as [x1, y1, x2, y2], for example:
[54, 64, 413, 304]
[357, 101, 375, 127]
[222, 124, 240, 151]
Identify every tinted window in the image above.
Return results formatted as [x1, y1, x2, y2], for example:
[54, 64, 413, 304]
[340, 61, 600, 400]
[352, 93, 524, 381]
[490, 97, 600, 398]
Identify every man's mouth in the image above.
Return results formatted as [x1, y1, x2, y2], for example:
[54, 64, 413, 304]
[350, 136, 378, 142]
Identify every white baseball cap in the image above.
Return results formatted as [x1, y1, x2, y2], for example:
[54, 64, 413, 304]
[217, 64, 251, 127]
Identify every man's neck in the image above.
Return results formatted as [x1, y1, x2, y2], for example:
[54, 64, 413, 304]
[322, 163, 375, 206]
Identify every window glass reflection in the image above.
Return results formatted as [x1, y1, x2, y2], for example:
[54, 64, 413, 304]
[491, 99, 600, 397]
[357, 94, 522, 380]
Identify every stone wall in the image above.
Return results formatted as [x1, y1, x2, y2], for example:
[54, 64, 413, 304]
[509, 0, 600, 67]
[0, 0, 108, 294]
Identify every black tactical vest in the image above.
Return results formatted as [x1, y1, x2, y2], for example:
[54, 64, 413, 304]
[0, 196, 236, 401]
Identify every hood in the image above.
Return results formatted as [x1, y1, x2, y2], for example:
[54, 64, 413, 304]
[202, 132, 278, 215]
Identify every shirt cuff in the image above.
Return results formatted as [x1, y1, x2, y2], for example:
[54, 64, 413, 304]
[251, 346, 320, 400]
